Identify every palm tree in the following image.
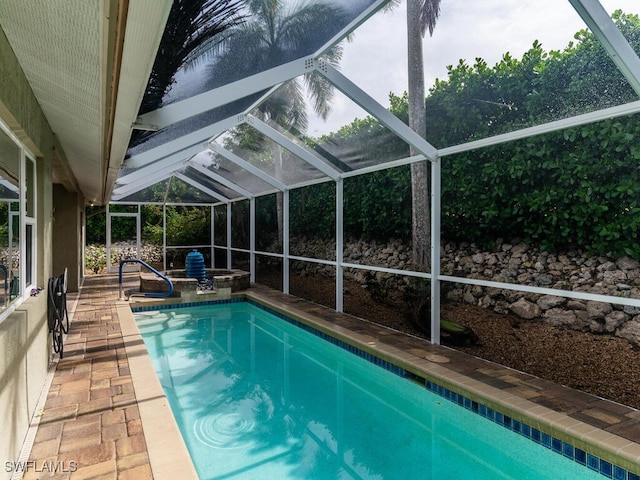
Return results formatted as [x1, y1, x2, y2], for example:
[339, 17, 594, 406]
[208, 0, 346, 245]
[139, 0, 246, 115]
[408, 0, 441, 270]
[389, 0, 442, 269]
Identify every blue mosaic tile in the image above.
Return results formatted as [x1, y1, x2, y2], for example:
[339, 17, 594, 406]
[542, 433, 552, 449]
[613, 466, 627, 480]
[521, 424, 531, 438]
[600, 461, 613, 478]
[552, 438, 563, 454]
[512, 420, 521, 434]
[575, 448, 586, 465]
[131, 297, 244, 313]
[587, 454, 599, 471]
[563, 443, 574, 459]
[486, 408, 495, 422]
[503, 415, 513, 430]
[629, 472, 640, 480]
[532, 428, 541, 443]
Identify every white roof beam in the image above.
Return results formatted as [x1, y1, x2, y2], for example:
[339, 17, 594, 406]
[187, 162, 254, 199]
[341, 154, 427, 179]
[125, 115, 244, 168]
[569, 0, 640, 95]
[247, 115, 341, 181]
[174, 172, 230, 203]
[0, 179, 19, 194]
[439, 100, 640, 157]
[114, 161, 186, 197]
[119, 147, 198, 185]
[208, 143, 288, 191]
[315, 59, 438, 162]
[136, 59, 313, 130]
[112, 170, 174, 201]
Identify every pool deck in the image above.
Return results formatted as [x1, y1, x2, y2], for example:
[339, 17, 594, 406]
[19, 273, 640, 479]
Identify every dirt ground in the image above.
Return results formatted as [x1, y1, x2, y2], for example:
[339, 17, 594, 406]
[258, 269, 640, 410]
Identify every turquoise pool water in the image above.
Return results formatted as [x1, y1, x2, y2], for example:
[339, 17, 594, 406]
[134, 302, 605, 480]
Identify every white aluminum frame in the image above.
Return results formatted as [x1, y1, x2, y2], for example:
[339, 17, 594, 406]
[109, 0, 640, 344]
[106, 205, 141, 274]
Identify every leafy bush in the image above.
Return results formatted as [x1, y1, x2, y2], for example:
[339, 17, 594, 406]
[85, 244, 108, 274]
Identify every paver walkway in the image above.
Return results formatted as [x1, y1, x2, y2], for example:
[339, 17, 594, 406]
[23, 274, 151, 480]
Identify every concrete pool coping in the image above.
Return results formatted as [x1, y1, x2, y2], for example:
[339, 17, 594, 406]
[117, 300, 198, 480]
[120, 284, 640, 478]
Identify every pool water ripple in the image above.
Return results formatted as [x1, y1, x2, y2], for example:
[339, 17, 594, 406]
[194, 410, 256, 449]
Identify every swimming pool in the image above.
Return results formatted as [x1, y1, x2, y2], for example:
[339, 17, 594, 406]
[134, 301, 611, 479]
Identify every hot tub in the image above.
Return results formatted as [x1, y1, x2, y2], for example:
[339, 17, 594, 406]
[139, 268, 250, 298]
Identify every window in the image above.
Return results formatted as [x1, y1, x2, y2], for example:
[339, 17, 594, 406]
[0, 125, 20, 310]
[0, 119, 37, 317]
[23, 156, 36, 291]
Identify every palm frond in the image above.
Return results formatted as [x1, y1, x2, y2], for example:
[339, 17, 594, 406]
[303, 71, 333, 121]
[385, 0, 442, 37]
[256, 80, 308, 132]
[201, 0, 349, 133]
[276, 3, 346, 54]
[420, 0, 441, 37]
[140, 0, 246, 113]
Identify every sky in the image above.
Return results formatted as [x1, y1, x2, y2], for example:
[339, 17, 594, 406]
[306, 0, 640, 136]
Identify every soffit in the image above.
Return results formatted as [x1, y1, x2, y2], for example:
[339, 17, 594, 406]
[0, 0, 170, 204]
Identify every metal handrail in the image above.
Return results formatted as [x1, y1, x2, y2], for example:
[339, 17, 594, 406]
[119, 259, 174, 300]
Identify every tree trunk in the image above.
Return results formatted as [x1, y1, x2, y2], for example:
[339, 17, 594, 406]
[275, 144, 284, 247]
[407, 0, 430, 270]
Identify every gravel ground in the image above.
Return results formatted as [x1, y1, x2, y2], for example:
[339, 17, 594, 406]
[260, 271, 640, 410]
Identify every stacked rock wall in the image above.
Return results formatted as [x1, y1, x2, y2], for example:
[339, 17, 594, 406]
[288, 237, 640, 346]
[115, 238, 640, 345]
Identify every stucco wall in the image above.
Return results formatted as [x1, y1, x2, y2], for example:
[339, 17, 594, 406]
[0, 24, 55, 477]
[53, 185, 83, 293]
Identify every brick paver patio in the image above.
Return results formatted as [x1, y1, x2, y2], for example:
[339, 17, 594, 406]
[22, 274, 151, 480]
[16, 274, 640, 479]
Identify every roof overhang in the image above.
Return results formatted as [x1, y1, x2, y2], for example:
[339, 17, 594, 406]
[0, 0, 171, 204]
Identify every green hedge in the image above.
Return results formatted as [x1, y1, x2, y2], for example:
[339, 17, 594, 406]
[442, 117, 640, 257]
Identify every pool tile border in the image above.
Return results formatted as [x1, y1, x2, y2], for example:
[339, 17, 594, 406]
[422, 380, 639, 480]
[132, 297, 638, 480]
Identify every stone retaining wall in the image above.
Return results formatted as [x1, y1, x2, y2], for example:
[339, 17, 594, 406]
[288, 237, 640, 346]
[126, 239, 640, 345]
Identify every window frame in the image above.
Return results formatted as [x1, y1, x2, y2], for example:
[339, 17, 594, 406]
[0, 118, 38, 323]
[22, 154, 36, 293]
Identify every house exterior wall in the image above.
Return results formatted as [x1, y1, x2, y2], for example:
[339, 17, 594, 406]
[0, 24, 60, 477]
[53, 185, 83, 293]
